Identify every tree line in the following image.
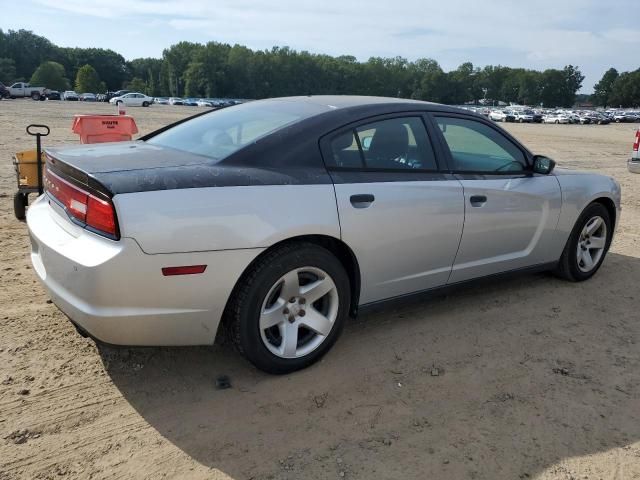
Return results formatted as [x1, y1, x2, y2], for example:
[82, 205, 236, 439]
[2, 28, 636, 107]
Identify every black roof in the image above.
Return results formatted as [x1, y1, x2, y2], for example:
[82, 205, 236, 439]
[255, 95, 470, 115]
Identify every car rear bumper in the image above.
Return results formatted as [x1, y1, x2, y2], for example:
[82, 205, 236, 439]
[27, 195, 262, 346]
[628, 159, 640, 174]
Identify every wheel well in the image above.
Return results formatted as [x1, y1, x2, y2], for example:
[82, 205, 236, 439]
[224, 235, 361, 326]
[592, 197, 616, 229]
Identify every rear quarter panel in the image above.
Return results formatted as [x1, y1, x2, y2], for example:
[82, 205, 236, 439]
[113, 184, 341, 254]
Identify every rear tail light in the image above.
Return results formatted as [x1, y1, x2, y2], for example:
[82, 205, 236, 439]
[634, 129, 640, 152]
[44, 167, 118, 239]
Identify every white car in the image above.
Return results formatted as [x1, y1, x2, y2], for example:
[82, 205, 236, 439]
[27, 96, 621, 374]
[489, 110, 514, 122]
[513, 111, 534, 123]
[544, 114, 570, 124]
[196, 99, 213, 107]
[63, 90, 79, 101]
[109, 92, 153, 107]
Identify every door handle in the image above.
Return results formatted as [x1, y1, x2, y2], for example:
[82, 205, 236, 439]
[350, 194, 375, 208]
[470, 195, 487, 206]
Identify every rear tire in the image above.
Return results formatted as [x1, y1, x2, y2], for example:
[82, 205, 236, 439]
[142, 101, 149, 107]
[13, 192, 28, 221]
[555, 203, 612, 282]
[225, 242, 350, 374]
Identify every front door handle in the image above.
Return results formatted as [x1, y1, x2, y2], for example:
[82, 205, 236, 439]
[470, 195, 487, 206]
[350, 194, 375, 208]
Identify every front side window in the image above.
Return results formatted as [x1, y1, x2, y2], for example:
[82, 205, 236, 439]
[329, 116, 438, 171]
[435, 117, 526, 173]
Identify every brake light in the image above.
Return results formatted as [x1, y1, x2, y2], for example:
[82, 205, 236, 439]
[634, 129, 640, 152]
[44, 167, 118, 238]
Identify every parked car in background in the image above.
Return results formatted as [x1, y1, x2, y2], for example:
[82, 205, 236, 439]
[612, 112, 636, 123]
[629, 128, 640, 173]
[96, 93, 107, 102]
[103, 90, 130, 102]
[183, 98, 199, 106]
[154, 97, 169, 105]
[63, 91, 79, 101]
[489, 110, 514, 122]
[0, 82, 10, 99]
[513, 110, 534, 123]
[27, 96, 621, 374]
[80, 93, 97, 102]
[8, 82, 49, 100]
[46, 90, 61, 100]
[168, 97, 184, 105]
[543, 113, 570, 124]
[109, 92, 153, 107]
[196, 98, 214, 107]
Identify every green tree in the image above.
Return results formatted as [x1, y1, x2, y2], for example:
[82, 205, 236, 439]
[592, 68, 619, 107]
[74, 64, 101, 93]
[0, 57, 16, 83]
[30, 61, 69, 90]
[609, 70, 640, 108]
[126, 77, 148, 94]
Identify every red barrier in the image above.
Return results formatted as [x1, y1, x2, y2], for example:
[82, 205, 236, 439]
[72, 115, 138, 144]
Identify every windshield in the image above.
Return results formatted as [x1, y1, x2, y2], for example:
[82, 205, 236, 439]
[147, 100, 326, 162]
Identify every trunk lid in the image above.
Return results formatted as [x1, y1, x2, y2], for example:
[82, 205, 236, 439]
[44, 141, 210, 174]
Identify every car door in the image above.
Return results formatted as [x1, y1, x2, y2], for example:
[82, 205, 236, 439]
[431, 114, 562, 283]
[321, 114, 465, 305]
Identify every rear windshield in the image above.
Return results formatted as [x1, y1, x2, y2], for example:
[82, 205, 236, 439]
[147, 100, 324, 162]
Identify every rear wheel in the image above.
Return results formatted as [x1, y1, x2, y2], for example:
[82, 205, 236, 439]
[142, 101, 149, 107]
[226, 243, 350, 374]
[555, 203, 612, 281]
[31, 91, 40, 101]
[13, 192, 28, 221]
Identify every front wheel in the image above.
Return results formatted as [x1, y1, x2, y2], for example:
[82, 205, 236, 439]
[555, 203, 612, 282]
[226, 243, 351, 374]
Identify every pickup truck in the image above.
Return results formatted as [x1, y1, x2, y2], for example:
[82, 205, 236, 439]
[8, 82, 49, 100]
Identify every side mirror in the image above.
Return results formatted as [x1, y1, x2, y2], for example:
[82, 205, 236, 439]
[532, 155, 556, 175]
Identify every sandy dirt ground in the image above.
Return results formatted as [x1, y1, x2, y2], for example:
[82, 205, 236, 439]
[0, 100, 639, 480]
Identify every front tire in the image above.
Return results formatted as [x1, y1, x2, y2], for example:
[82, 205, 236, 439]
[226, 243, 351, 374]
[555, 203, 612, 282]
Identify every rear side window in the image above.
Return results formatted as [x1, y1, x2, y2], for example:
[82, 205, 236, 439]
[147, 100, 324, 162]
[435, 117, 526, 173]
[329, 116, 438, 171]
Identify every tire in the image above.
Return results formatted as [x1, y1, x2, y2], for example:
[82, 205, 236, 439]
[555, 120, 560, 124]
[31, 91, 40, 101]
[225, 242, 351, 374]
[555, 203, 612, 282]
[142, 101, 149, 107]
[13, 192, 28, 221]
[116, 100, 122, 105]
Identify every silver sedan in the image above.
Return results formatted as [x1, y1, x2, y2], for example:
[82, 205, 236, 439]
[27, 96, 621, 373]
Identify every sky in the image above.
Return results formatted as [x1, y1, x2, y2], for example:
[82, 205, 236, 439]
[3, 0, 640, 93]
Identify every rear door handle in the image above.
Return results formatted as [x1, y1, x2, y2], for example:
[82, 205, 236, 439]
[470, 195, 487, 206]
[350, 194, 375, 208]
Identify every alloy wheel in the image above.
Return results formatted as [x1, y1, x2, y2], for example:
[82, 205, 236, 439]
[259, 267, 339, 359]
[576, 216, 607, 273]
